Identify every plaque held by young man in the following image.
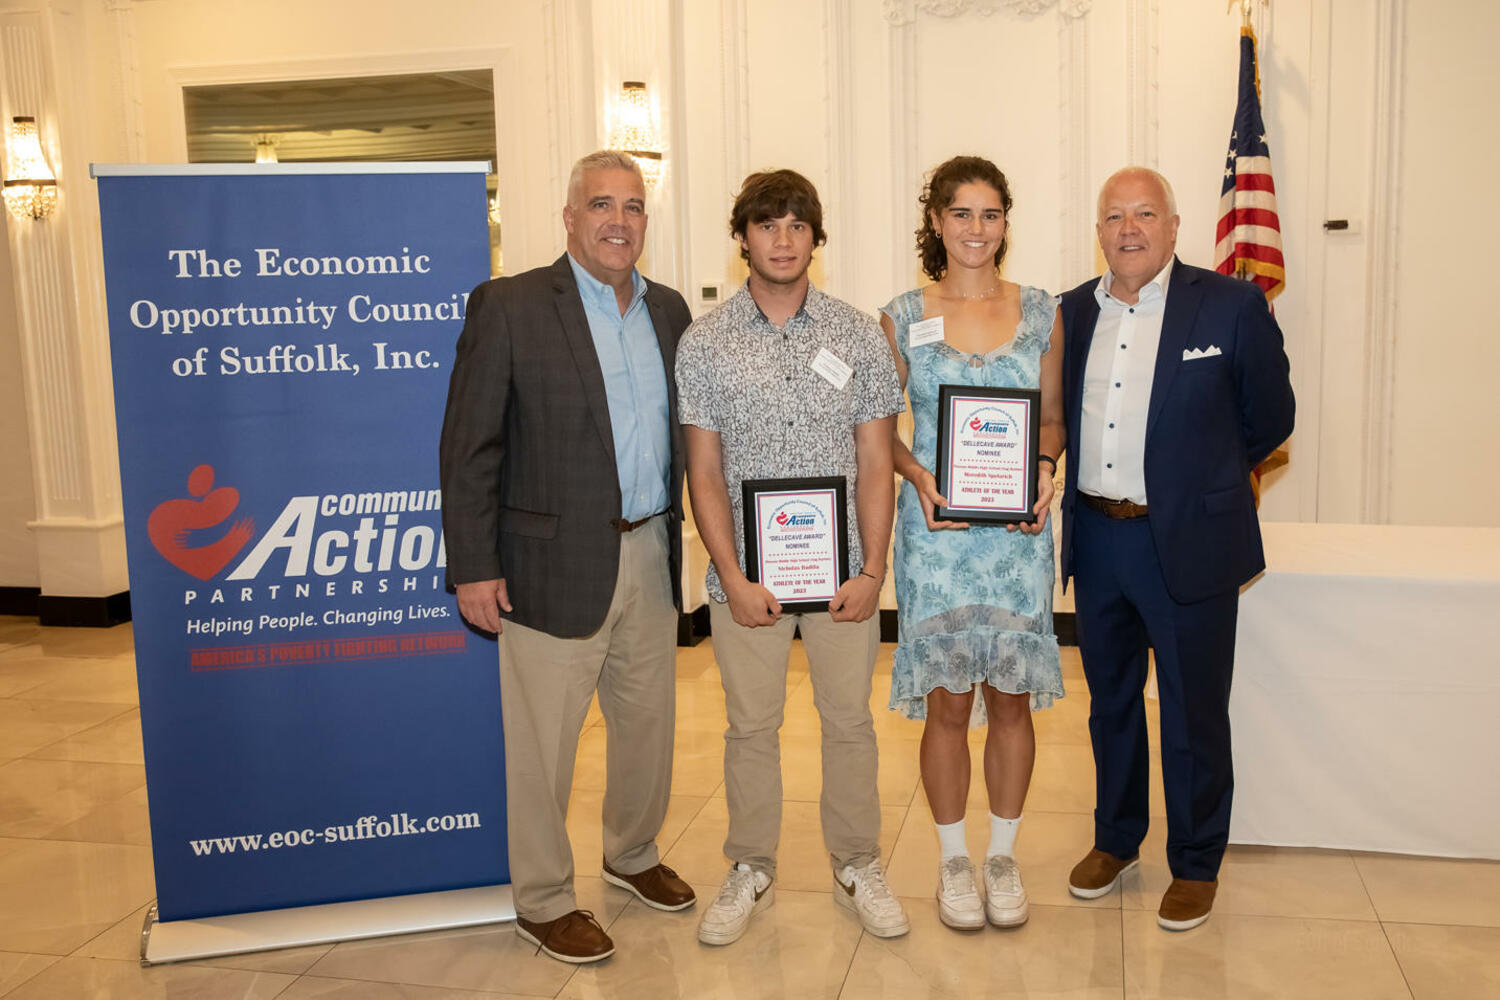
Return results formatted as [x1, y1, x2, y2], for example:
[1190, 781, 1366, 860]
[741, 476, 849, 612]
[934, 384, 1041, 524]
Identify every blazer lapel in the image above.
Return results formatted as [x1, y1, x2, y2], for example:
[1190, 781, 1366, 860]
[551, 256, 617, 466]
[1145, 258, 1203, 444]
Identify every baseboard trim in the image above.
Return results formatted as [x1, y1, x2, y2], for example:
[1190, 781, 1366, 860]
[681, 606, 1077, 647]
[676, 604, 709, 647]
[0, 586, 42, 617]
[1055, 611, 1077, 647]
[37, 592, 133, 628]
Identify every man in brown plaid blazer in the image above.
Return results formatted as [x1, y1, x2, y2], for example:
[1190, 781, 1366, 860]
[440, 150, 695, 964]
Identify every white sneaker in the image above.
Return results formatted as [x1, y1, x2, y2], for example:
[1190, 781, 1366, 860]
[935, 856, 985, 930]
[697, 863, 773, 946]
[834, 859, 910, 938]
[983, 854, 1030, 927]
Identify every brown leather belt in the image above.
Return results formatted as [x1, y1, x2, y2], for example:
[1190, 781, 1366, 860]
[1079, 493, 1149, 519]
[611, 510, 667, 533]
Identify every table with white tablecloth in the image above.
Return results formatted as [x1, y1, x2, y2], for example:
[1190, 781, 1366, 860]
[1227, 522, 1500, 859]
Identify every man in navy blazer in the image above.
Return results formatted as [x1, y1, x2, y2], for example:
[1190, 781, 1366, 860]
[1057, 167, 1294, 930]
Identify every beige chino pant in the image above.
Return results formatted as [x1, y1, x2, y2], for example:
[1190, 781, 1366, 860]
[708, 601, 883, 878]
[496, 517, 677, 923]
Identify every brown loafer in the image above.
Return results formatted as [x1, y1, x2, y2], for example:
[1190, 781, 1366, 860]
[1068, 848, 1140, 899]
[1158, 878, 1217, 931]
[601, 859, 696, 911]
[515, 909, 614, 964]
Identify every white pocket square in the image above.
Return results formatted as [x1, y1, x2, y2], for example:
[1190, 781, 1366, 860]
[1182, 345, 1223, 361]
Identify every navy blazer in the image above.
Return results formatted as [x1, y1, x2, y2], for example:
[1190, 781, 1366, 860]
[1059, 259, 1294, 604]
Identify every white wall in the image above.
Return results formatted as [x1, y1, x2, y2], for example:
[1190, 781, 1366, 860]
[0, 0, 1495, 598]
[674, 0, 1498, 529]
[1389, 4, 1500, 526]
[126, 0, 566, 274]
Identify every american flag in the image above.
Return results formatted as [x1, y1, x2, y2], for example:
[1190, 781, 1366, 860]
[1214, 25, 1285, 302]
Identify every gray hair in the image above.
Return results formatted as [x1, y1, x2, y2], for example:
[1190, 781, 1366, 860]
[1097, 166, 1178, 219]
[566, 150, 644, 205]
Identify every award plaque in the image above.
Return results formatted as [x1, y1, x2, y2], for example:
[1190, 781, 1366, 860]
[934, 384, 1041, 524]
[741, 476, 850, 612]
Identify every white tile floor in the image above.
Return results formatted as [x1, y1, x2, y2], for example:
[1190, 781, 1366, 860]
[0, 613, 1495, 998]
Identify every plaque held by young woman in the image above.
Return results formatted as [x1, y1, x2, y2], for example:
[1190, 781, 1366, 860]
[933, 384, 1041, 524]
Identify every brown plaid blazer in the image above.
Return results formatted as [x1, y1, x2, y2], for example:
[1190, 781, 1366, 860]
[439, 255, 691, 638]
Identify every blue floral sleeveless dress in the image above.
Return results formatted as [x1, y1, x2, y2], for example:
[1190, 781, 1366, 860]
[881, 286, 1063, 724]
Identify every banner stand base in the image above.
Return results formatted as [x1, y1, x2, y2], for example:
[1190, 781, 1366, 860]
[140, 884, 514, 965]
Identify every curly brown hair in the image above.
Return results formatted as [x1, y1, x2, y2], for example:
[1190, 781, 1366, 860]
[730, 169, 827, 262]
[915, 156, 1014, 282]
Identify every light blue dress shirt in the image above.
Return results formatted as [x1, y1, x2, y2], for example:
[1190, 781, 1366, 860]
[567, 253, 671, 521]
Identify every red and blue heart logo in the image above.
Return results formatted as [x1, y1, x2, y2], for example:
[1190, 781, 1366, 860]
[147, 464, 256, 580]
[775, 511, 790, 526]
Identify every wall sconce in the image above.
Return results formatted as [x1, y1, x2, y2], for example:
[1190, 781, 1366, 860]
[609, 81, 663, 187]
[3, 116, 59, 221]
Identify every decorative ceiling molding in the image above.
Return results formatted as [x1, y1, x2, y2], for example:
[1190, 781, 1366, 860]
[883, 0, 1092, 25]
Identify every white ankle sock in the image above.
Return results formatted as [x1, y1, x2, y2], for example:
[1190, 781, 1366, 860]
[935, 819, 968, 860]
[988, 813, 1021, 858]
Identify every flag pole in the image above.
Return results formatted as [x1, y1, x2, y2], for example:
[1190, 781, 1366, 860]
[1221, 0, 1289, 499]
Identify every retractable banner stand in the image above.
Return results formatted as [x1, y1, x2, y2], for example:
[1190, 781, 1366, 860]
[92, 163, 510, 962]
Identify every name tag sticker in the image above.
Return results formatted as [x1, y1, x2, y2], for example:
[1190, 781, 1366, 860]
[810, 348, 853, 390]
[908, 316, 945, 348]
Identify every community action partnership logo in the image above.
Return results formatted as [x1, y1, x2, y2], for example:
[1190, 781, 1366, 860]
[147, 464, 254, 580]
[144, 464, 457, 653]
[968, 413, 1013, 436]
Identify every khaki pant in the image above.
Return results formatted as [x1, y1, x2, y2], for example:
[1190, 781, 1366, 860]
[708, 601, 883, 877]
[497, 518, 677, 922]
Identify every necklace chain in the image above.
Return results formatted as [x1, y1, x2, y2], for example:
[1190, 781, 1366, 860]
[944, 282, 1004, 301]
[958, 284, 1002, 300]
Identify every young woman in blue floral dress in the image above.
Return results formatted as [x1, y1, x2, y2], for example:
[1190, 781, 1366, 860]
[879, 156, 1065, 931]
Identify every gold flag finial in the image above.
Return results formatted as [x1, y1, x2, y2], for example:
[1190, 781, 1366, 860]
[1228, 0, 1257, 27]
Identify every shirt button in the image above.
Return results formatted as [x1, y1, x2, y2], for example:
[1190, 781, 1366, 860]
[1120, 344, 1127, 350]
[1108, 422, 1115, 429]
[1129, 308, 1135, 314]
[1106, 463, 1113, 468]
[1115, 382, 1121, 388]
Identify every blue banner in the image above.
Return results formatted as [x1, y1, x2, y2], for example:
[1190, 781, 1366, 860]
[95, 165, 507, 921]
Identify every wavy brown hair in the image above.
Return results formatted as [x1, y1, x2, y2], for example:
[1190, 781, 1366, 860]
[730, 169, 827, 261]
[915, 156, 1014, 282]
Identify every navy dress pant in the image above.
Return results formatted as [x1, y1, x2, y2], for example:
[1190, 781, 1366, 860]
[1072, 502, 1239, 881]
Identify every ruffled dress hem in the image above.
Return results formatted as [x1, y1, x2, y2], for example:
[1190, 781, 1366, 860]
[889, 626, 1063, 723]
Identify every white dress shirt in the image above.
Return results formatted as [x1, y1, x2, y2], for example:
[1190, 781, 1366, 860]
[1077, 259, 1174, 504]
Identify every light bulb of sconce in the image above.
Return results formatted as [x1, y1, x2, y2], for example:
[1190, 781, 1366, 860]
[3, 116, 60, 221]
[254, 134, 279, 164]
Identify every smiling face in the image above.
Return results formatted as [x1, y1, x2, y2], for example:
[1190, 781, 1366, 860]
[934, 181, 1008, 274]
[562, 167, 648, 288]
[1096, 168, 1180, 301]
[739, 212, 815, 287]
